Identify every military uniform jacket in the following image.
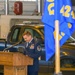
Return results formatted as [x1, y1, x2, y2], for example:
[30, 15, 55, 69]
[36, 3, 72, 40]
[24, 38, 42, 72]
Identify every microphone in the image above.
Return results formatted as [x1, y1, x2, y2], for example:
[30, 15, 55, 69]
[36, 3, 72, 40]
[3, 41, 22, 52]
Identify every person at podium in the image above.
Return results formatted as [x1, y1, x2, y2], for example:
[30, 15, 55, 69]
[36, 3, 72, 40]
[22, 31, 42, 75]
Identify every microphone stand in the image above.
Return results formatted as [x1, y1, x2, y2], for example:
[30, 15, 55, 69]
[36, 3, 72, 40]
[3, 41, 21, 52]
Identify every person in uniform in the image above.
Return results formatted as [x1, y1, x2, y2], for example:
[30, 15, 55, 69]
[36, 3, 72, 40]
[22, 31, 42, 75]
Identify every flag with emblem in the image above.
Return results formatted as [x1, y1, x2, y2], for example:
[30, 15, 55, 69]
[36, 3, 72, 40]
[42, 0, 75, 61]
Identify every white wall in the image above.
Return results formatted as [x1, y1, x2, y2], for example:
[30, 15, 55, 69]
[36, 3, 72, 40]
[0, 15, 41, 39]
[0, 1, 37, 15]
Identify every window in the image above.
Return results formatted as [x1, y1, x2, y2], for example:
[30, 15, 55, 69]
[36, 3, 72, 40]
[11, 28, 20, 42]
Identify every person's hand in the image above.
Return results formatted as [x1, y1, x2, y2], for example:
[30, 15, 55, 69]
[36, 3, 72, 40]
[17, 47, 24, 53]
[26, 55, 28, 56]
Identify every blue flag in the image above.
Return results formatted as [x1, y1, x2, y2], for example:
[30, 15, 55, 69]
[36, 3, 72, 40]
[42, 0, 75, 61]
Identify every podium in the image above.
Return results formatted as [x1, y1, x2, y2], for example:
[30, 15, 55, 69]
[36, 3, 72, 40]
[0, 52, 33, 75]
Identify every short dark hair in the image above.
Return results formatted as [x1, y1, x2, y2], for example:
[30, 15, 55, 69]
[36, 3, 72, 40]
[22, 31, 32, 36]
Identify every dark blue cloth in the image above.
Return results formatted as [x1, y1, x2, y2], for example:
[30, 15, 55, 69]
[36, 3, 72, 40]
[28, 71, 38, 75]
[24, 38, 42, 75]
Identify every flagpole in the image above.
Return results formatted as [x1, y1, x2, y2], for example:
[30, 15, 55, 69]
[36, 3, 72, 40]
[54, 20, 62, 75]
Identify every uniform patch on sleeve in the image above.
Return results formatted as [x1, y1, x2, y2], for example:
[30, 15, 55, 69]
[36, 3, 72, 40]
[37, 46, 41, 51]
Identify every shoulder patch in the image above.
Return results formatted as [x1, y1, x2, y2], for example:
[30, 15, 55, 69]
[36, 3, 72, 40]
[37, 45, 41, 51]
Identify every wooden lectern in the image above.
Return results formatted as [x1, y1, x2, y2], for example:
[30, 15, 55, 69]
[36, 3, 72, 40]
[0, 52, 33, 75]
